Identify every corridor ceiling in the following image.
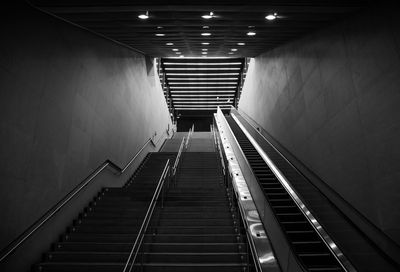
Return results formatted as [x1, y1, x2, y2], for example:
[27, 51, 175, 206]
[31, 0, 370, 58]
[160, 57, 246, 112]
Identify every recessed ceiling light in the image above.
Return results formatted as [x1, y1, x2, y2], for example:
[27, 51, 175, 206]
[176, 52, 182, 55]
[266, 13, 278, 21]
[231, 48, 238, 51]
[166, 42, 174, 46]
[203, 26, 210, 29]
[179, 55, 185, 58]
[202, 12, 214, 19]
[228, 52, 234, 55]
[247, 31, 256, 36]
[202, 42, 210, 45]
[202, 49, 208, 51]
[201, 33, 211, 36]
[138, 11, 149, 19]
[237, 42, 245, 46]
[202, 52, 208, 55]
[172, 48, 179, 51]
[155, 33, 165, 36]
[157, 26, 163, 29]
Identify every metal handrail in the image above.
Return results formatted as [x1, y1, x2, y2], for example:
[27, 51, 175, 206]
[173, 136, 186, 176]
[184, 125, 194, 149]
[122, 160, 171, 272]
[0, 131, 166, 263]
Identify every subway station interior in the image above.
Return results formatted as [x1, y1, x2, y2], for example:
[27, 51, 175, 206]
[1, 1, 400, 271]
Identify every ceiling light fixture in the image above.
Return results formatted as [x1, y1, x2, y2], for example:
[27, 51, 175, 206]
[202, 49, 208, 51]
[203, 26, 210, 29]
[155, 33, 165, 36]
[228, 52, 234, 55]
[266, 13, 278, 21]
[201, 33, 211, 36]
[201, 42, 210, 45]
[179, 55, 185, 58]
[247, 31, 256, 36]
[202, 52, 208, 55]
[172, 48, 179, 51]
[237, 42, 245, 46]
[166, 42, 174, 46]
[138, 11, 149, 19]
[231, 48, 238, 51]
[157, 26, 163, 29]
[202, 11, 214, 19]
[176, 52, 182, 55]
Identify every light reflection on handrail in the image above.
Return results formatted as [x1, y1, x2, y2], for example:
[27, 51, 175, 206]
[173, 136, 186, 176]
[122, 160, 171, 272]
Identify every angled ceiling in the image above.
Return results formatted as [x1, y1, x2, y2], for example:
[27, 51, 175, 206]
[31, 0, 370, 58]
[160, 57, 246, 114]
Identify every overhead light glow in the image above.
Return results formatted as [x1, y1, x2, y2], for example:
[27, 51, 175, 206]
[202, 11, 214, 19]
[172, 48, 179, 51]
[179, 55, 185, 58]
[138, 11, 149, 19]
[201, 33, 212, 36]
[155, 33, 165, 36]
[231, 48, 238, 51]
[175, 52, 182, 54]
[166, 73, 239, 76]
[202, 49, 208, 51]
[247, 31, 256, 36]
[163, 62, 241, 66]
[203, 26, 210, 29]
[237, 42, 245, 46]
[202, 52, 208, 55]
[166, 42, 174, 46]
[202, 42, 210, 45]
[228, 52, 234, 55]
[266, 13, 278, 21]
[164, 67, 240, 71]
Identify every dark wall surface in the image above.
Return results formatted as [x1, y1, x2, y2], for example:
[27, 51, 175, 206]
[239, 8, 400, 246]
[0, 2, 171, 265]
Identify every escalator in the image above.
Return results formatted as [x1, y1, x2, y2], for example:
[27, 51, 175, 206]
[226, 116, 345, 272]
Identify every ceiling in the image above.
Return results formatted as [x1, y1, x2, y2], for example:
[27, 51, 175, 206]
[159, 57, 247, 115]
[30, 0, 370, 58]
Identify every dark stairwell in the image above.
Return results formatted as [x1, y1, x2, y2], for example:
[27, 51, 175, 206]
[33, 132, 248, 271]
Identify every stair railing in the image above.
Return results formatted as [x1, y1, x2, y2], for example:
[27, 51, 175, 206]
[184, 124, 194, 149]
[122, 159, 171, 272]
[0, 128, 170, 263]
[172, 136, 186, 178]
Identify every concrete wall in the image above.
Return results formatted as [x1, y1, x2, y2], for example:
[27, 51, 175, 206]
[239, 8, 400, 246]
[0, 3, 171, 258]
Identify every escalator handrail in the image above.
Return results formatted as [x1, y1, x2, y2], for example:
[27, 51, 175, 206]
[230, 113, 356, 272]
[122, 160, 171, 272]
[0, 129, 170, 263]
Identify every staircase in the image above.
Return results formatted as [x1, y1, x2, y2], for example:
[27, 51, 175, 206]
[33, 153, 175, 272]
[140, 152, 247, 271]
[33, 132, 248, 271]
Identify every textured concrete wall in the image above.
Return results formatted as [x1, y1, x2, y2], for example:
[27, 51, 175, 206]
[0, 4, 171, 252]
[239, 8, 400, 245]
